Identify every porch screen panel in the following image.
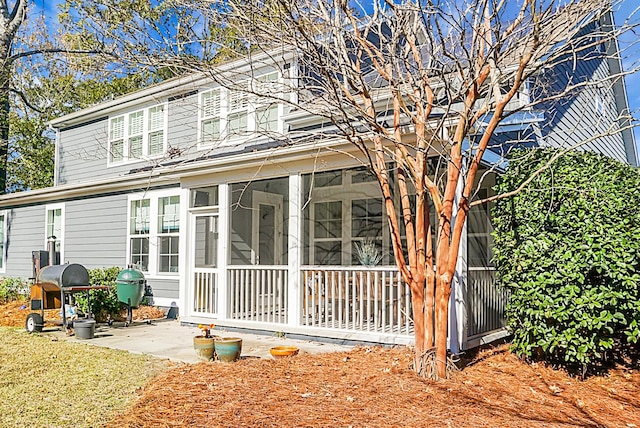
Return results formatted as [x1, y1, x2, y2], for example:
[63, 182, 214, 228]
[351, 198, 383, 265]
[230, 177, 288, 266]
[313, 201, 342, 265]
[195, 216, 218, 268]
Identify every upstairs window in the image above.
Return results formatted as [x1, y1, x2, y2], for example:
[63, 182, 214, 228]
[109, 104, 166, 165]
[200, 89, 221, 144]
[198, 72, 281, 146]
[227, 82, 248, 137]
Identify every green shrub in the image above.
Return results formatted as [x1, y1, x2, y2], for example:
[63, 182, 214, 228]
[74, 267, 122, 322]
[492, 148, 640, 373]
[0, 277, 29, 303]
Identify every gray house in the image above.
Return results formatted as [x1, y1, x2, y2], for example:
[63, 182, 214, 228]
[0, 6, 636, 350]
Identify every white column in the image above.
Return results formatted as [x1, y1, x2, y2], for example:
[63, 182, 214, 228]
[178, 186, 190, 318]
[217, 183, 230, 320]
[449, 158, 468, 354]
[287, 173, 302, 326]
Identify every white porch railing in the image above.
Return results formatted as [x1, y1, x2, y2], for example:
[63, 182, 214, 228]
[301, 267, 413, 335]
[467, 268, 508, 337]
[228, 266, 288, 324]
[193, 269, 218, 316]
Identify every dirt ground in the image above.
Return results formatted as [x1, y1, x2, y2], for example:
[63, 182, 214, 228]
[0, 298, 166, 328]
[107, 346, 639, 427]
[3, 300, 639, 427]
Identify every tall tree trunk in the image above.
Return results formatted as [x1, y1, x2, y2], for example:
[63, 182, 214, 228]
[0, 62, 9, 193]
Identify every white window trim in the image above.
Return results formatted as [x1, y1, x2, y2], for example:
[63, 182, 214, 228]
[0, 210, 7, 273]
[197, 87, 224, 150]
[197, 71, 282, 149]
[108, 102, 168, 167]
[126, 189, 182, 278]
[44, 203, 65, 265]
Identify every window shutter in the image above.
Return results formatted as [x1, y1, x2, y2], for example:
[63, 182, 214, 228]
[202, 90, 220, 118]
[129, 111, 144, 135]
[148, 106, 164, 131]
[110, 116, 124, 140]
[148, 131, 164, 155]
[229, 82, 248, 111]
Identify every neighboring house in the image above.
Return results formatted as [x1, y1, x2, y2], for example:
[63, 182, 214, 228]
[0, 7, 636, 351]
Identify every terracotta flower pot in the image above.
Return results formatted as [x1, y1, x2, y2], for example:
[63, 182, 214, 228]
[214, 337, 243, 362]
[269, 346, 299, 359]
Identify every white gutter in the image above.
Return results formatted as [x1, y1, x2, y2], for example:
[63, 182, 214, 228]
[0, 137, 354, 207]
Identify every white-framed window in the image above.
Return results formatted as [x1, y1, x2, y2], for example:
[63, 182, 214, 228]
[129, 199, 150, 271]
[158, 196, 180, 273]
[108, 103, 167, 165]
[45, 203, 65, 265]
[198, 71, 281, 146]
[127, 190, 181, 276]
[200, 89, 221, 145]
[0, 211, 6, 272]
[256, 104, 278, 133]
[227, 81, 249, 138]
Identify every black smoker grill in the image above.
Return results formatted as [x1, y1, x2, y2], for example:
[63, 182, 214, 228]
[26, 262, 110, 333]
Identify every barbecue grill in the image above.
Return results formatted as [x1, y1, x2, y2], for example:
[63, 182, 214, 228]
[26, 262, 109, 334]
[114, 267, 149, 327]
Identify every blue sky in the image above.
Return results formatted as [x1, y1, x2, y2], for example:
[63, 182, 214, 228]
[32, 0, 640, 159]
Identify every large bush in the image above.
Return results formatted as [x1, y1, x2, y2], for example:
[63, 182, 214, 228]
[74, 267, 122, 322]
[0, 277, 29, 303]
[492, 149, 640, 372]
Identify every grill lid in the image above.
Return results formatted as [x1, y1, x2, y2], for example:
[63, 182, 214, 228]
[116, 268, 145, 284]
[38, 263, 90, 289]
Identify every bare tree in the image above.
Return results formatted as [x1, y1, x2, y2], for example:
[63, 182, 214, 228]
[63, 0, 639, 379]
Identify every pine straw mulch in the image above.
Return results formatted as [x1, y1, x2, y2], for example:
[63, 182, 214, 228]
[0, 298, 165, 328]
[107, 345, 640, 428]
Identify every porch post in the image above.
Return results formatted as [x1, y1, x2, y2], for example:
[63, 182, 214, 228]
[178, 186, 190, 318]
[449, 159, 468, 354]
[217, 183, 230, 320]
[287, 173, 302, 326]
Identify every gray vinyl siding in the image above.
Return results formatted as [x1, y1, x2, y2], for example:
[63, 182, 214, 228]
[4, 205, 45, 279]
[57, 118, 110, 186]
[64, 194, 128, 268]
[532, 21, 629, 163]
[148, 278, 180, 301]
[167, 91, 199, 153]
[57, 93, 202, 186]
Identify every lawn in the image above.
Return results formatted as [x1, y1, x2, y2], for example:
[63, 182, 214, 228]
[0, 327, 169, 428]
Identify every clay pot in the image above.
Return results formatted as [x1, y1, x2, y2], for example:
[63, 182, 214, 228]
[214, 337, 243, 362]
[193, 336, 216, 361]
[269, 346, 299, 359]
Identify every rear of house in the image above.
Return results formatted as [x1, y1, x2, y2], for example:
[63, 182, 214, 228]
[0, 10, 636, 350]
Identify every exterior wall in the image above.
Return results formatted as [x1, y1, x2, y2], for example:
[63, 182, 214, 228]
[5, 205, 45, 279]
[533, 21, 631, 163]
[2, 192, 180, 302]
[57, 118, 109, 186]
[55, 79, 288, 187]
[64, 194, 128, 268]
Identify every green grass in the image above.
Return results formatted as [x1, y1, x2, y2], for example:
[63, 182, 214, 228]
[0, 327, 169, 427]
